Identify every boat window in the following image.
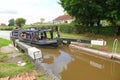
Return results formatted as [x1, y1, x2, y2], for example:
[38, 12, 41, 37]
[21, 32, 26, 38]
[40, 32, 46, 40]
[12, 32, 18, 37]
[33, 32, 39, 41]
[26, 32, 31, 39]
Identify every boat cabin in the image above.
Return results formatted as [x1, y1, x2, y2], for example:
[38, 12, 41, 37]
[18, 29, 60, 48]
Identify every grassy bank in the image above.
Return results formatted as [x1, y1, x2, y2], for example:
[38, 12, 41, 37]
[0, 53, 8, 62]
[0, 38, 11, 47]
[60, 33, 120, 53]
[0, 54, 35, 78]
[0, 38, 35, 78]
[0, 38, 54, 79]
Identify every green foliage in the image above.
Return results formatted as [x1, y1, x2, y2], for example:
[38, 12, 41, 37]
[59, 24, 74, 33]
[22, 25, 31, 29]
[23, 24, 58, 31]
[105, 0, 120, 26]
[59, 0, 120, 26]
[0, 26, 15, 30]
[15, 18, 26, 27]
[73, 25, 115, 36]
[0, 38, 11, 47]
[8, 18, 15, 26]
[99, 27, 115, 36]
[55, 23, 115, 36]
[23, 24, 115, 36]
[40, 18, 45, 23]
[59, 0, 104, 26]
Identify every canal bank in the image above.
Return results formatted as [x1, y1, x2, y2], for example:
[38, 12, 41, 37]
[69, 43, 120, 61]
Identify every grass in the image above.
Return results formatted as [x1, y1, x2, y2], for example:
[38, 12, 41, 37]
[59, 32, 120, 53]
[0, 38, 35, 78]
[0, 53, 8, 62]
[0, 37, 35, 78]
[0, 38, 11, 48]
[0, 54, 35, 78]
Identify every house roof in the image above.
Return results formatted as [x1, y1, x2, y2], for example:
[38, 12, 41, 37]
[53, 15, 72, 21]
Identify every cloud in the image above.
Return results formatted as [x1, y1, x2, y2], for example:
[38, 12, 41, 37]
[0, 0, 64, 24]
[0, 9, 18, 14]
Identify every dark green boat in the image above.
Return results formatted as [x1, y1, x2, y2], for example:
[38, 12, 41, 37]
[18, 29, 62, 48]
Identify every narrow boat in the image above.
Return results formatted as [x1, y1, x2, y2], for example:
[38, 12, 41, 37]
[18, 29, 62, 48]
[10, 29, 20, 39]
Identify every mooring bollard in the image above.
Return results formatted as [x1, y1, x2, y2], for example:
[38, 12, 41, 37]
[28, 47, 42, 60]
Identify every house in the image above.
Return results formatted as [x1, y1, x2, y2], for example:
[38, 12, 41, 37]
[0, 23, 6, 27]
[53, 15, 73, 24]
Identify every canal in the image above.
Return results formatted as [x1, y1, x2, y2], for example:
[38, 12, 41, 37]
[1, 31, 120, 80]
[35, 45, 120, 80]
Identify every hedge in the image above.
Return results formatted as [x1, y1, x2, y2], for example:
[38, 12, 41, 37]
[59, 24, 115, 36]
[23, 24, 58, 31]
[0, 26, 15, 30]
[23, 24, 116, 36]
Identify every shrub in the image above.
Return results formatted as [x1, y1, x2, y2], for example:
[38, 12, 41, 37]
[73, 25, 115, 36]
[0, 26, 15, 30]
[23, 24, 58, 31]
[59, 24, 74, 33]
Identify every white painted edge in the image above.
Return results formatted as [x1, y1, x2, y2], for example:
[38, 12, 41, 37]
[69, 44, 120, 60]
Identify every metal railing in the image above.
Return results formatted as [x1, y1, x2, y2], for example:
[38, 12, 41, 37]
[112, 39, 118, 54]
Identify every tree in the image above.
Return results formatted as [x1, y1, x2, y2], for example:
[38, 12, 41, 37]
[15, 18, 26, 27]
[59, 0, 105, 26]
[105, 0, 120, 26]
[59, 0, 120, 36]
[40, 18, 45, 23]
[59, 0, 120, 27]
[8, 18, 14, 26]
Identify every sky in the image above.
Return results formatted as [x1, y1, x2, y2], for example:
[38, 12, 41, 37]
[0, 0, 64, 24]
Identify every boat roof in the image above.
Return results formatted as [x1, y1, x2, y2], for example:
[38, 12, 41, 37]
[19, 29, 53, 33]
[20, 29, 37, 32]
[38, 29, 53, 33]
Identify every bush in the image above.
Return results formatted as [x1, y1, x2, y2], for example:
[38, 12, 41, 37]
[0, 26, 15, 30]
[23, 24, 58, 31]
[59, 24, 75, 33]
[99, 27, 115, 36]
[73, 25, 115, 36]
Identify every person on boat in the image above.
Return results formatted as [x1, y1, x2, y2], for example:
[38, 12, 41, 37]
[56, 31, 60, 38]
[11, 27, 20, 47]
[21, 32, 26, 38]
[33, 33, 38, 41]
[41, 32, 47, 40]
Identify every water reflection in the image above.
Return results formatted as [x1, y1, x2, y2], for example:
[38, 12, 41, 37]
[35, 47, 120, 80]
[39, 48, 74, 79]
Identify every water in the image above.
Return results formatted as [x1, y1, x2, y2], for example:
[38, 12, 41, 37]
[37, 46, 120, 80]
